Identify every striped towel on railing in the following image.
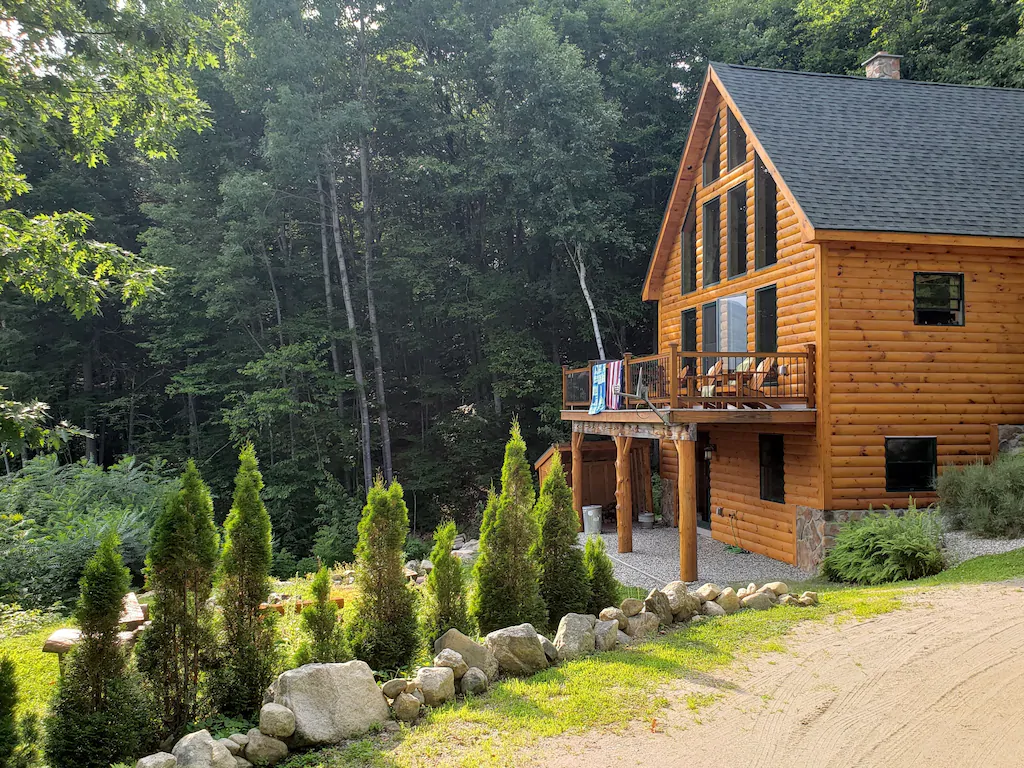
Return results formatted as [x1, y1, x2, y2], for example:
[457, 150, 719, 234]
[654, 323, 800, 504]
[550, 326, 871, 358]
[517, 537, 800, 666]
[606, 360, 623, 410]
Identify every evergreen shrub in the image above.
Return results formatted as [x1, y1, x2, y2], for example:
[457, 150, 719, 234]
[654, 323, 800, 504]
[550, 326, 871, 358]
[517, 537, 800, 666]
[583, 536, 619, 616]
[938, 454, 1024, 538]
[420, 520, 472, 645]
[295, 566, 347, 665]
[534, 453, 589, 628]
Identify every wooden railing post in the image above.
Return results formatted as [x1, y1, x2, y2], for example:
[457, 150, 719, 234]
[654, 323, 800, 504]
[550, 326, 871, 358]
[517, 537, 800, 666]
[561, 365, 568, 410]
[805, 343, 816, 409]
[622, 352, 632, 404]
[668, 343, 679, 408]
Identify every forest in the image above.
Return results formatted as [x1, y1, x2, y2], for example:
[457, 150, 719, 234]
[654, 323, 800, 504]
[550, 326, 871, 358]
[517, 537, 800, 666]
[2, 0, 1023, 568]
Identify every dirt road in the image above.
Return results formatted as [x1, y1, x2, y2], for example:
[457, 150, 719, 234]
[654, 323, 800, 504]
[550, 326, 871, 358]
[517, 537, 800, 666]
[539, 583, 1024, 768]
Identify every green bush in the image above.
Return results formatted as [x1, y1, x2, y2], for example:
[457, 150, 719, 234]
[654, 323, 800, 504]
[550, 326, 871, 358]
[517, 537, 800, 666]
[0, 653, 15, 768]
[311, 474, 362, 567]
[534, 453, 589, 628]
[470, 421, 547, 635]
[938, 454, 1024, 538]
[346, 478, 419, 673]
[420, 520, 472, 645]
[271, 549, 299, 579]
[821, 502, 945, 585]
[295, 566, 347, 665]
[403, 534, 433, 563]
[583, 536, 619, 615]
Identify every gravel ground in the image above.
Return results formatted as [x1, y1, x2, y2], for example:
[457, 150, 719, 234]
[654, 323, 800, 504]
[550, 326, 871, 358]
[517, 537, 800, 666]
[579, 526, 811, 590]
[942, 530, 1024, 566]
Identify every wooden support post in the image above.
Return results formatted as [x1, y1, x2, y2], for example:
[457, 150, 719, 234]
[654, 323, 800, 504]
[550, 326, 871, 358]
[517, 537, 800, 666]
[668, 343, 679, 407]
[561, 364, 569, 410]
[804, 343, 816, 409]
[571, 430, 584, 529]
[675, 439, 698, 582]
[614, 434, 634, 553]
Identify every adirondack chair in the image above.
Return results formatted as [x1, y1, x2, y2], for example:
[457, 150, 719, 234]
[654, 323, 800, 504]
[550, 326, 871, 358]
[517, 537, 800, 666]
[739, 357, 778, 406]
[697, 359, 725, 403]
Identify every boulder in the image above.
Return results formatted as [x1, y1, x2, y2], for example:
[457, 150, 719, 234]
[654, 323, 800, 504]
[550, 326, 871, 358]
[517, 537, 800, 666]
[434, 629, 499, 681]
[461, 667, 488, 696]
[599, 607, 628, 630]
[702, 601, 726, 617]
[421, 559, 434, 573]
[553, 613, 596, 660]
[800, 591, 819, 606]
[594, 619, 619, 651]
[259, 703, 296, 739]
[409, 688, 425, 705]
[779, 594, 799, 606]
[173, 730, 236, 768]
[625, 612, 660, 640]
[740, 592, 774, 611]
[616, 630, 631, 646]
[663, 581, 701, 621]
[219, 738, 241, 756]
[433, 648, 469, 680]
[228, 734, 249, 748]
[265, 661, 390, 747]
[620, 598, 643, 617]
[643, 589, 674, 626]
[382, 678, 408, 700]
[539, 634, 560, 664]
[747, 582, 757, 593]
[756, 586, 780, 604]
[137, 753, 177, 768]
[798, 596, 815, 607]
[485, 624, 549, 676]
[244, 729, 288, 767]
[737, 588, 750, 600]
[715, 587, 741, 614]
[694, 583, 721, 603]
[234, 759, 252, 768]
[763, 581, 789, 596]
[392, 692, 421, 723]
[415, 666, 456, 707]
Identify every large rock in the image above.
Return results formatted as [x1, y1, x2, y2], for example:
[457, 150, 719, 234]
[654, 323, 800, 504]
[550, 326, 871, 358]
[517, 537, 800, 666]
[539, 634, 560, 664]
[763, 581, 789, 596]
[800, 591, 819, 606]
[434, 629, 499, 681]
[266, 661, 390, 747]
[594, 619, 619, 651]
[485, 623, 549, 676]
[259, 703, 295, 739]
[173, 730, 236, 768]
[461, 667, 488, 696]
[779, 594, 799, 606]
[715, 587, 740, 614]
[244, 729, 288, 767]
[625, 612, 659, 640]
[643, 589, 674, 626]
[433, 648, 469, 680]
[392, 692, 421, 723]
[382, 678, 408, 700]
[663, 581, 701, 621]
[234, 759, 252, 768]
[616, 630, 631, 646]
[219, 738, 241, 756]
[702, 601, 726, 617]
[415, 666, 456, 707]
[620, 598, 643, 617]
[741, 592, 774, 611]
[694, 583, 721, 603]
[137, 753, 177, 768]
[599, 607, 628, 630]
[228, 734, 249, 748]
[553, 613, 596, 660]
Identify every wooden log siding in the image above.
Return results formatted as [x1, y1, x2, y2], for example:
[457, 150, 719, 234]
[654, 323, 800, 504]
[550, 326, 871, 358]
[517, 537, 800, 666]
[823, 242, 1024, 509]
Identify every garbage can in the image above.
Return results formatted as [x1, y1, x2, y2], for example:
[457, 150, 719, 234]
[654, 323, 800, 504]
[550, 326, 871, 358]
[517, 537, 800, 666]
[582, 505, 603, 536]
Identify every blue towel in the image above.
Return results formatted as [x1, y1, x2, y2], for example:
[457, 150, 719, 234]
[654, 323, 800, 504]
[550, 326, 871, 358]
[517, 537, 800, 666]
[589, 363, 606, 415]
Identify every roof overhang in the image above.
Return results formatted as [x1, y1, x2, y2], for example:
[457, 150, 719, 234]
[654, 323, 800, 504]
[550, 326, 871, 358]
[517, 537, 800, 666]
[807, 228, 1024, 250]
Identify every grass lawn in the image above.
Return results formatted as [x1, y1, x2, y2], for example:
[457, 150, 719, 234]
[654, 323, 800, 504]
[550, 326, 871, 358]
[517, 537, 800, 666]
[0, 620, 71, 721]
[278, 547, 1024, 768]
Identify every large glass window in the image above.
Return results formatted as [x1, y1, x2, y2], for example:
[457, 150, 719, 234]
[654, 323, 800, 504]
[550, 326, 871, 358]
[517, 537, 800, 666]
[885, 437, 937, 492]
[718, 293, 748, 355]
[727, 110, 747, 170]
[754, 155, 778, 269]
[759, 434, 785, 503]
[681, 308, 697, 375]
[702, 197, 720, 286]
[914, 273, 964, 326]
[727, 182, 747, 278]
[703, 117, 721, 185]
[681, 194, 697, 294]
[755, 285, 777, 353]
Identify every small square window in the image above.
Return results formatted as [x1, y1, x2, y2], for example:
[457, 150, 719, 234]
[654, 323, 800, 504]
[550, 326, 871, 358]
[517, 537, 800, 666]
[759, 434, 784, 503]
[885, 437, 937, 493]
[914, 273, 964, 326]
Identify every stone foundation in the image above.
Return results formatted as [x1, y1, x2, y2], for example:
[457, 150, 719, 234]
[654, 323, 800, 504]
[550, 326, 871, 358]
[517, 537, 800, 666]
[795, 505, 910, 572]
[997, 425, 1024, 455]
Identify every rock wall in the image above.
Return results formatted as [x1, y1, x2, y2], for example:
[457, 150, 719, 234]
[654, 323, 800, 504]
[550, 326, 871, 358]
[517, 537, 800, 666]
[997, 425, 1024, 455]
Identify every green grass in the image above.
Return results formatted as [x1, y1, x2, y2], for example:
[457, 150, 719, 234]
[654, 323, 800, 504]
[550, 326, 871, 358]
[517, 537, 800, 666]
[0, 621, 69, 720]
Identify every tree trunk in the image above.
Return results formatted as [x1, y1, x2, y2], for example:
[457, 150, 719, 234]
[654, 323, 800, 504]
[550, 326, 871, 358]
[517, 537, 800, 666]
[566, 241, 606, 359]
[327, 165, 373, 491]
[83, 333, 98, 463]
[317, 173, 345, 420]
[187, 392, 199, 458]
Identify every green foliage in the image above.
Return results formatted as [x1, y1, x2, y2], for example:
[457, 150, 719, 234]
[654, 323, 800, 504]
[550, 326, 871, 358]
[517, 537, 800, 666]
[471, 421, 547, 635]
[534, 454, 589, 628]
[403, 535, 433, 563]
[271, 549, 299, 580]
[821, 502, 945, 585]
[0, 654, 15, 768]
[583, 536, 619, 616]
[186, 714, 255, 741]
[346, 478, 419, 674]
[420, 521, 473, 645]
[213, 444, 279, 718]
[312, 476, 363, 567]
[137, 459, 219, 738]
[938, 454, 1024, 538]
[295, 567, 347, 666]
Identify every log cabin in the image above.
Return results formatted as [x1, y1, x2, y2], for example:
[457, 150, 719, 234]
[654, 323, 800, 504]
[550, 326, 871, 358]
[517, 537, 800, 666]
[560, 53, 1024, 579]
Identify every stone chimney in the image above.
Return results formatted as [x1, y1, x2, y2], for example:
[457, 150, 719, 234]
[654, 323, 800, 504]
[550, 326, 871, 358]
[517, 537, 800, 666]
[862, 51, 902, 80]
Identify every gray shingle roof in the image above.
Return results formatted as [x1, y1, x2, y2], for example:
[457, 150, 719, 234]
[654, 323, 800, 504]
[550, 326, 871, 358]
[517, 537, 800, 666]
[712, 62, 1024, 238]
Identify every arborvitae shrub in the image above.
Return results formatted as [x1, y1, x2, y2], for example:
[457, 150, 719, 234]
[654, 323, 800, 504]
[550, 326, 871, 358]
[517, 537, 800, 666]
[346, 477, 419, 673]
[420, 520, 472, 645]
[136, 459, 219, 737]
[295, 566, 347, 665]
[584, 536, 619, 615]
[45, 533, 150, 768]
[212, 444, 278, 717]
[0, 654, 15, 768]
[470, 421, 547, 635]
[534, 453, 589, 628]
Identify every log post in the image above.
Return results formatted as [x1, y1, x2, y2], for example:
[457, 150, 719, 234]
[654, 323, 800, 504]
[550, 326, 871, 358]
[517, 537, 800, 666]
[561, 364, 568, 409]
[675, 438, 698, 581]
[668, 343, 679, 407]
[615, 434, 634, 553]
[804, 343, 816, 409]
[571, 430, 584, 530]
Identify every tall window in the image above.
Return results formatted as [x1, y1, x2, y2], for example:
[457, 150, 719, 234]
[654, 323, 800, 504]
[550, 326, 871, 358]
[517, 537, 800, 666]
[701, 301, 718, 376]
[718, 293, 747, 356]
[702, 197, 720, 286]
[702, 117, 720, 185]
[885, 437, 937, 492]
[759, 434, 785, 503]
[681, 308, 697, 374]
[754, 156, 778, 269]
[727, 110, 746, 170]
[681, 194, 697, 294]
[727, 182, 747, 278]
[914, 273, 964, 326]
[755, 285, 777, 353]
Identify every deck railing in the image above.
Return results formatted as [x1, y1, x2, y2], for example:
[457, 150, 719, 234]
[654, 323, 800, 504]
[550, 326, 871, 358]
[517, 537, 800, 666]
[561, 343, 816, 411]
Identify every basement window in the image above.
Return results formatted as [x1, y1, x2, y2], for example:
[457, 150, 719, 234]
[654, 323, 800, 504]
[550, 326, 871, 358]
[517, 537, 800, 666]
[759, 434, 785, 503]
[885, 437, 937, 493]
[914, 272, 964, 326]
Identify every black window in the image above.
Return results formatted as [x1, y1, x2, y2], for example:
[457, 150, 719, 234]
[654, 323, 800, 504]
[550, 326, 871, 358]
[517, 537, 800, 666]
[914, 273, 964, 326]
[702, 117, 720, 185]
[681, 308, 697, 374]
[754, 155, 777, 269]
[681, 194, 697, 294]
[702, 197, 720, 286]
[701, 301, 718, 376]
[727, 182, 747, 278]
[755, 285, 777, 353]
[885, 437, 937, 492]
[759, 434, 785, 503]
[727, 110, 746, 170]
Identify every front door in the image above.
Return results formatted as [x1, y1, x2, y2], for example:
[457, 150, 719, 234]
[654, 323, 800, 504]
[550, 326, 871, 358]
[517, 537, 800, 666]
[695, 431, 712, 527]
